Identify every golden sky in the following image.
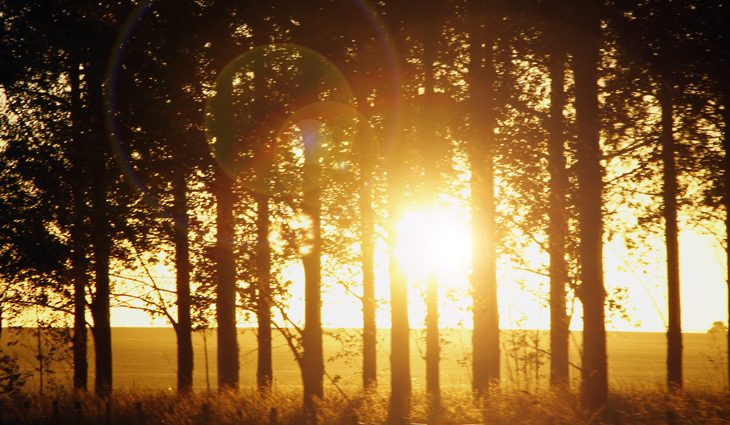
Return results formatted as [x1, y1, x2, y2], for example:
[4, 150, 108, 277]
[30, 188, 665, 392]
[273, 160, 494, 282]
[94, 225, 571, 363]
[110, 203, 727, 333]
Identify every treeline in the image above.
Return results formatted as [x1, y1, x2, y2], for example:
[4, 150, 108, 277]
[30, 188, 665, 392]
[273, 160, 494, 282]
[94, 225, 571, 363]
[0, 0, 728, 424]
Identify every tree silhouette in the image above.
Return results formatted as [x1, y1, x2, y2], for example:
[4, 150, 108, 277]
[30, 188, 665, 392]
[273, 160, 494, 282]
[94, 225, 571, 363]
[468, 0, 501, 397]
[542, 0, 571, 390]
[570, 0, 607, 409]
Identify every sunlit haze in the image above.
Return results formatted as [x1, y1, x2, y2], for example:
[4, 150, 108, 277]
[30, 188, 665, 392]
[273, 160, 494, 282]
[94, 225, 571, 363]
[110, 208, 727, 333]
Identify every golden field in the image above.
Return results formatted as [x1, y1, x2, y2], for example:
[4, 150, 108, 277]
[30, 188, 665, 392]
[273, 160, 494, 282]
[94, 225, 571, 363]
[5, 328, 726, 394]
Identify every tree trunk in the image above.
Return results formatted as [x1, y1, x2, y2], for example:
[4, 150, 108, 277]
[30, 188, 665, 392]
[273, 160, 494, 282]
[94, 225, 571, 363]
[301, 121, 324, 422]
[215, 160, 239, 391]
[421, 18, 442, 423]
[252, 44, 273, 393]
[386, 119, 410, 425]
[86, 60, 112, 399]
[723, 91, 730, 392]
[255, 183, 273, 391]
[173, 167, 194, 395]
[157, 0, 196, 396]
[659, 84, 683, 391]
[547, 37, 570, 389]
[387, 213, 410, 425]
[89, 177, 112, 400]
[89, 160, 112, 399]
[68, 48, 88, 394]
[426, 275, 440, 425]
[572, 0, 607, 409]
[468, 1, 500, 396]
[385, 5, 410, 423]
[359, 115, 377, 390]
[205, 1, 240, 393]
[213, 73, 239, 391]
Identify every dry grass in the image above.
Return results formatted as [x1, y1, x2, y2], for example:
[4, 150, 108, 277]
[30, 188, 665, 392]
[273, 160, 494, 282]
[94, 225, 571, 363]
[2, 329, 728, 423]
[1, 387, 729, 425]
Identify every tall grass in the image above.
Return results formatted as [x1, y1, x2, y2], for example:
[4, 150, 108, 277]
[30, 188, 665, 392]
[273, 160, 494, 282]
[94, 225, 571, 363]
[1, 387, 728, 424]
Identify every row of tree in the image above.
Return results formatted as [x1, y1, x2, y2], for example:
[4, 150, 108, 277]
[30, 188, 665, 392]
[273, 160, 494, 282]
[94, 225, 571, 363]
[0, 0, 729, 424]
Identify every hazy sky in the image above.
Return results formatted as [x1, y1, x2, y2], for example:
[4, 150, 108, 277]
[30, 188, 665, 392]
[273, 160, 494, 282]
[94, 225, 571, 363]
[110, 212, 727, 333]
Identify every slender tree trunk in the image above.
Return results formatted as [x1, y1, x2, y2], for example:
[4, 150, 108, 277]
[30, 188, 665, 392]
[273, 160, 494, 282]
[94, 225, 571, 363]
[36, 320, 43, 398]
[721, 90, 730, 392]
[358, 113, 377, 390]
[387, 198, 410, 425]
[173, 167, 194, 394]
[468, 1, 500, 396]
[547, 38, 570, 389]
[385, 5, 410, 423]
[301, 121, 324, 422]
[68, 49, 88, 394]
[211, 66, 240, 391]
[86, 61, 113, 398]
[70, 216, 89, 396]
[572, 0, 607, 409]
[89, 169, 112, 399]
[159, 0, 196, 396]
[215, 159, 239, 391]
[252, 45, 273, 393]
[207, 2, 240, 393]
[421, 18, 442, 423]
[426, 275, 440, 424]
[659, 84, 683, 391]
[255, 180, 273, 391]
[386, 116, 410, 425]
[202, 329, 211, 393]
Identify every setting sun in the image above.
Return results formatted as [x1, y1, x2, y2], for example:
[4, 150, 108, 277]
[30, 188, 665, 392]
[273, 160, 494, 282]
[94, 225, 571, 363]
[395, 206, 472, 282]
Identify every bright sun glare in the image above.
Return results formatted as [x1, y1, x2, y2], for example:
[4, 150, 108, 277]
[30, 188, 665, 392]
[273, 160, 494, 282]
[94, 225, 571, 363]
[395, 206, 472, 284]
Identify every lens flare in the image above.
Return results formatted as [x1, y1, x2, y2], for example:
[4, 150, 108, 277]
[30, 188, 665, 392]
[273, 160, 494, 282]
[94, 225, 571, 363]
[104, 0, 400, 211]
[204, 44, 354, 185]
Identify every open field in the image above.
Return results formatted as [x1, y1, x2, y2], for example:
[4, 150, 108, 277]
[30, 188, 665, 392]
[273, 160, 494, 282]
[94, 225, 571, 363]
[2, 328, 727, 394]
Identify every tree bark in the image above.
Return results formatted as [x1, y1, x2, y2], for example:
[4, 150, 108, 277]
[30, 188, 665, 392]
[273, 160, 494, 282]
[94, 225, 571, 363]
[301, 121, 324, 422]
[468, 1, 500, 396]
[173, 167, 194, 394]
[572, 0, 607, 409]
[359, 116, 377, 390]
[387, 198, 410, 425]
[246, 41, 274, 393]
[156, 0, 196, 396]
[421, 16, 442, 422]
[215, 161, 239, 391]
[202, 0, 241, 393]
[213, 73, 239, 391]
[385, 106, 411, 425]
[252, 44, 274, 394]
[89, 145, 112, 400]
[385, 4, 410, 424]
[86, 58, 112, 399]
[659, 83, 683, 391]
[547, 37, 570, 389]
[255, 179, 273, 391]
[68, 47, 88, 394]
[426, 275, 440, 424]
[721, 90, 730, 392]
